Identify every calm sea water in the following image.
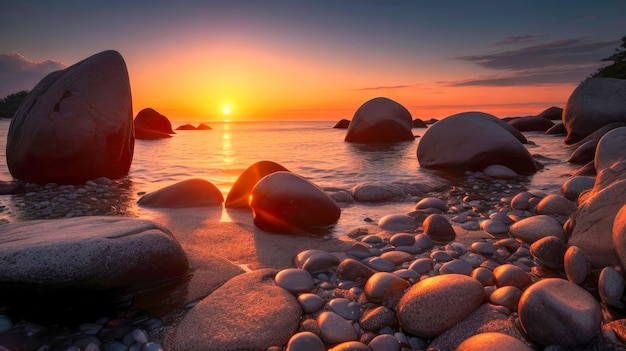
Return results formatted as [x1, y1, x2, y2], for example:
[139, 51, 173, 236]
[0, 118, 578, 233]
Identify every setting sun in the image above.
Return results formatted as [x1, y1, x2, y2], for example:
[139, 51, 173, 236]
[222, 105, 231, 115]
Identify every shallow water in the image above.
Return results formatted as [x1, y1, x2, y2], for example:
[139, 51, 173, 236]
[0, 119, 578, 234]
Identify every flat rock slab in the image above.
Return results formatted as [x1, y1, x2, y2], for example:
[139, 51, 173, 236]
[165, 268, 302, 351]
[0, 216, 189, 290]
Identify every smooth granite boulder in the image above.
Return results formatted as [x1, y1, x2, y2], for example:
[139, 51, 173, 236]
[455, 332, 533, 351]
[333, 119, 350, 129]
[595, 126, 626, 173]
[249, 171, 341, 234]
[563, 78, 626, 144]
[417, 112, 537, 175]
[165, 269, 301, 351]
[0, 216, 188, 290]
[537, 106, 563, 120]
[344, 97, 414, 143]
[614, 205, 626, 272]
[6, 50, 134, 184]
[134, 108, 175, 140]
[225, 160, 289, 208]
[138, 178, 224, 208]
[568, 179, 626, 268]
[508, 116, 555, 132]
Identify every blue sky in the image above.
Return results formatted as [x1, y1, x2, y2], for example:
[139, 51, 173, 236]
[0, 0, 624, 119]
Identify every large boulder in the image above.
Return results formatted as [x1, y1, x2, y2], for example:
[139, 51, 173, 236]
[6, 50, 134, 184]
[508, 116, 555, 132]
[249, 171, 341, 234]
[165, 269, 301, 351]
[0, 216, 189, 291]
[562, 78, 626, 144]
[344, 97, 414, 143]
[134, 108, 175, 140]
[537, 106, 563, 120]
[614, 205, 626, 272]
[225, 161, 289, 208]
[594, 126, 626, 173]
[417, 112, 537, 174]
[138, 178, 224, 208]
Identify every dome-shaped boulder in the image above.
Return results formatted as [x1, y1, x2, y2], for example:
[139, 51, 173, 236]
[225, 161, 290, 208]
[508, 116, 555, 132]
[344, 97, 414, 143]
[134, 108, 175, 140]
[249, 171, 340, 234]
[333, 119, 350, 129]
[417, 112, 537, 175]
[138, 178, 224, 208]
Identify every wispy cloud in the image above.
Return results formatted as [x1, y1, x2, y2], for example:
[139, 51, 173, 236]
[494, 35, 544, 46]
[0, 53, 66, 97]
[450, 37, 618, 87]
[354, 84, 414, 91]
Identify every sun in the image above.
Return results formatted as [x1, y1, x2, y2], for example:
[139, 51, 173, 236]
[222, 105, 231, 115]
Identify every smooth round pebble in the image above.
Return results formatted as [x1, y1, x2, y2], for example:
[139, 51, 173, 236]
[414, 233, 434, 250]
[471, 241, 496, 256]
[360, 306, 398, 331]
[599, 266, 625, 308]
[298, 293, 325, 314]
[390, 233, 415, 247]
[535, 194, 577, 217]
[378, 214, 419, 232]
[529, 236, 567, 268]
[286, 331, 325, 351]
[362, 235, 383, 244]
[439, 259, 473, 275]
[511, 191, 533, 210]
[336, 258, 377, 281]
[295, 250, 340, 274]
[480, 219, 509, 235]
[381, 250, 413, 265]
[363, 256, 395, 272]
[423, 214, 456, 244]
[275, 268, 315, 294]
[493, 264, 530, 289]
[409, 258, 433, 274]
[318, 311, 358, 344]
[489, 285, 523, 311]
[364, 272, 410, 303]
[564, 246, 588, 284]
[454, 332, 533, 351]
[329, 298, 361, 320]
[471, 267, 495, 286]
[328, 341, 371, 351]
[415, 197, 448, 212]
[369, 334, 401, 351]
[518, 278, 602, 348]
[509, 215, 566, 243]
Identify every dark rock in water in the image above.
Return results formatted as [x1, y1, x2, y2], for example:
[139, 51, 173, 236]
[545, 122, 566, 135]
[537, 106, 563, 120]
[344, 97, 414, 143]
[351, 181, 425, 203]
[176, 124, 196, 130]
[417, 112, 537, 175]
[563, 77, 626, 144]
[138, 178, 224, 208]
[134, 108, 175, 140]
[0, 180, 22, 195]
[333, 119, 350, 129]
[196, 123, 212, 130]
[567, 140, 597, 164]
[508, 116, 555, 132]
[6, 50, 134, 185]
[225, 160, 289, 208]
[0, 216, 189, 294]
[166, 269, 301, 351]
[412, 118, 428, 128]
[249, 171, 340, 234]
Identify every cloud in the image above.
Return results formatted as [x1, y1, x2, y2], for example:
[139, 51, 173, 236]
[450, 37, 618, 86]
[494, 35, 544, 46]
[354, 84, 414, 91]
[0, 53, 66, 97]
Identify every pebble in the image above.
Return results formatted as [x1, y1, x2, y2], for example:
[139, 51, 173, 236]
[455, 332, 533, 351]
[470, 241, 495, 256]
[359, 306, 398, 331]
[408, 258, 433, 274]
[274, 268, 315, 294]
[439, 259, 473, 275]
[415, 197, 448, 212]
[317, 311, 358, 344]
[389, 233, 415, 247]
[327, 341, 371, 351]
[362, 256, 395, 272]
[286, 331, 325, 351]
[378, 214, 418, 231]
[368, 334, 401, 351]
[423, 214, 456, 244]
[489, 285, 523, 311]
[480, 219, 509, 235]
[493, 264, 531, 289]
[509, 215, 566, 243]
[297, 293, 325, 314]
[529, 236, 567, 268]
[564, 246, 589, 284]
[364, 272, 410, 303]
[336, 258, 377, 281]
[329, 298, 361, 320]
[598, 266, 625, 308]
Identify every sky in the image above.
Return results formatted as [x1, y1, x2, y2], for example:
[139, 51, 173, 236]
[0, 0, 624, 121]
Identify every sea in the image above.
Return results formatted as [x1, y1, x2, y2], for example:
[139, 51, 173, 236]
[0, 118, 579, 235]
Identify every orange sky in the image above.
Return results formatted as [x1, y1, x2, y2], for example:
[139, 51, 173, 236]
[1, 2, 623, 122]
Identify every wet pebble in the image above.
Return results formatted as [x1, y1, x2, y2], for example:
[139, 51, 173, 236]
[439, 259, 473, 275]
[329, 298, 361, 321]
[298, 293, 325, 314]
[493, 264, 531, 289]
[471, 241, 496, 256]
[364, 272, 410, 303]
[286, 331, 325, 351]
[599, 267, 625, 308]
[362, 256, 395, 272]
[359, 306, 398, 331]
[415, 197, 447, 212]
[317, 311, 358, 344]
[369, 334, 401, 351]
[389, 233, 415, 247]
[480, 219, 509, 236]
[564, 246, 588, 285]
[530, 236, 567, 268]
[336, 258, 376, 281]
[489, 285, 523, 311]
[275, 268, 315, 294]
[423, 214, 456, 244]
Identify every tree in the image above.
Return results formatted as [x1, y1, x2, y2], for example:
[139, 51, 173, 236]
[0, 90, 29, 118]
[592, 35, 626, 79]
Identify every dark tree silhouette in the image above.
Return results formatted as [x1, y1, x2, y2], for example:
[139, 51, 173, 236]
[0, 90, 29, 118]
[592, 35, 626, 79]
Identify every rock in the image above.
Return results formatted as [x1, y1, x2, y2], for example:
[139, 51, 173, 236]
[390, 233, 416, 247]
[599, 266, 625, 308]
[327, 341, 370, 351]
[417, 112, 537, 175]
[166, 269, 301, 351]
[508, 116, 556, 132]
[493, 264, 531, 289]
[439, 259, 474, 275]
[563, 77, 626, 144]
[483, 164, 518, 179]
[545, 122, 566, 135]
[369, 334, 401, 351]
[225, 161, 289, 208]
[518, 278, 602, 348]
[196, 123, 212, 130]
[615, 204, 626, 272]
[0, 180, 22, 195]
[297, 293, 325, 314]
[595, 126, 626, 172]
[510, 191, 534, 210]
[134, 108, 175, 140]
[351, 181, 422, 203]
[344, 97, 414, 143]
[509, 215, 566, 243]
[396, 274, 484, 339]
[423, 214, 456, 244]
[137, 178, 223, 208]
[569, 179, 626, 268]
[295, 250, 340, 275]
[415, 197, 447, 212]
[317, 311, 357, 344]
[561, 176, 595, 202]
[6, 50, 133, 184]
[538, 106, 563, 120]
[412, 118, 428, 128]
[286, 331, 325, 351]
[378, 214, 418, 232]
[360, 306, 398, 331]
[454, 332, 533, 351]
[364, 272, 410, 303]
[567, 140, 597, 164]
[530, 236, 567, 268]
[274, 268, 315, 294]
[480, 219, 509, 236]
[175, 124, 196, 130]
[249, 171, 341, 234]
[535, 194, 577, 217]
[0, 216, 188, 291]
[564, 246, 588, 285]
[471, 267, 495, 286]
[333, 119, 350, 129]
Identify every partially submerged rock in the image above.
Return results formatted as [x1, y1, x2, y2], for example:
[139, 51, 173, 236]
[134, 108, 175, 140]
[225, 160, 289, 208]
[345, 97, 414, 143]
[138, 178, 224, 208]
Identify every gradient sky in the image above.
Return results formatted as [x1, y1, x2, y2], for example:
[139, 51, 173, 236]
[1, 1, 624, 121]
